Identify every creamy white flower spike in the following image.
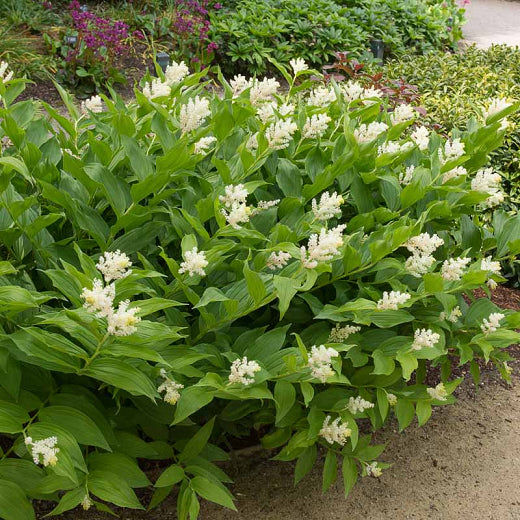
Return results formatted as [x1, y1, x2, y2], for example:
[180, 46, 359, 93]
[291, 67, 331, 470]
[253, 199, 280, 214]
[301, 225, 346, 269]
[266, 251, 291, 270]
[354, 121, 388, 143]
[487, 279, 498, 290]
[246, 133, 259, 153]
[81, 495, 93, 511]
[440, 306, 462, 323]
[96, 250, 132, 282]
[399, 165, 415, 185]
[328, 323, 361, 342]
[390, 104, 416, 125]
[265, 120, 298, 150]
[25, 436, 59, 467]
[302, 113, 331, 139]
[406, 233, 444, 256]
[387, 393, 398, 406]
[107, 300, 141, 336]
[483, 97, 511, 120]
[308, 86, 337, 107]
[341, 81, 364, 102]
[363, 86, 383, 99]
[143, 79, 171, 100]
[0, 61, 13, 83]
[228, 357, 261, 385]
[378, 141, 413, 155]
[230, 74, 253, 97]
[250, 77, 280, 105]
[194, 136, 217, 154]
[471, 168, 504, 207]
[405, 253, 435, 277]
[366, 462, 383, 477]
[443, 166, 467, 183]
[308, 344, 339, 382]
[81, 279, 115, 318]
[481, 312, 505, 335]
[441, 257, 471, 281]
[220, 184, 248, 208]
[222, 203, 251, 229]
[158, 369, 184, 405]
[427, 382, 448, 401]
[320, 416, 351, 445]
[411, 125, 430, 151]
[179, 247, 208, 277]
[411, 328, 440, 350]
[180, 96, 211, 134]
[311, 191, 343, 221]
[347, 396, 375, 414]
[289, 58, 308, 74]
[164, 60, 189, 85]
[377, 291, 411, 310]
[439, 138, 465, 164]
[81, 95, 103, 114]
[481, 256, 501, 276]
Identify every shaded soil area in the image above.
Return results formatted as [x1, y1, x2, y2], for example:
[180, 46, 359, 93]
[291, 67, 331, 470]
[36, 286, 520, 520]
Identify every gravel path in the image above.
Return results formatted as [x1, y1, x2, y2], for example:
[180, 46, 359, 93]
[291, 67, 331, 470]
[463, 0, 520, 47]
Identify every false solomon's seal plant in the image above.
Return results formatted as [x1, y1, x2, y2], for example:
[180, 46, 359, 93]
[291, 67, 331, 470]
[0, 59, 519, 518]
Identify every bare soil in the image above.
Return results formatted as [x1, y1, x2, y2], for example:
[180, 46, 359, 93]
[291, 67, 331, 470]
[42, 287, 520, 520]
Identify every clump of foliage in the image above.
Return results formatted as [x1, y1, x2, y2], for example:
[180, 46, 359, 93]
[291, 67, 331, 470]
[0, 0, 60, 32]
[0, 58, 519, 520]
[379, 45, 520, 208]
[210, 0, 465, 75]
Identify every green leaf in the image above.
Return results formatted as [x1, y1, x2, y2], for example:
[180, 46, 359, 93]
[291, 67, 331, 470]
[243, 262, 267, 305]
[88, 453, 150, 488]
[273, 276, 300, 320]
[0, 480, 35, 520]
[294, 444, 317, 485]
[190, 476, 236, 510]
[395, 400, 415, 431]
[47, 487, 85, 516]
[274, 380, 296, 424]
[0, 400, 29, 433]
[371, 350, 395, 376]
[396, 351, 418, 381]
[322, 450, 338, 493]
[342, 457, 358, 498]
[416, 400, 432, 427]
[173, 387, 215, 424]
[88, 470, 144, 509]
[155, 464, 185, 488]
[180, 417, 215, 462]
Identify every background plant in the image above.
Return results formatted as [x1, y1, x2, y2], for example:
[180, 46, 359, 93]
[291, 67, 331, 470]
[0, 59, 519, 520]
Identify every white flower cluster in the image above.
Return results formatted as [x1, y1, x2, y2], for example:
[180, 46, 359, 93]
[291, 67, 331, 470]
[266, 251, 291, 270]
[354, 122, 388, 143]
[427, 382, 448, 401]
[194, 136, 217, 154]
[481, 312, 505, 335]
[481, 256, 501, 276]
[378, 141, 413, 155]
[180, 96, 211, 134]
[387, 393, 398, 406]
[164, 60, 189, 85]
[348, 396, 375, 414]
[96, 250, 132, 282]
[443, 166, 467, 183]
[341, 81, 382, 103]
[308, 86, 337, 107]
[312, 191, 343, 221]
[302, 113, 331, 139]
[440, 306, 462, 323]
[219, 183, 250, 228]
[81, 95, 103, 114]
[250, 77, 280, 105]
[390, 104, 416, 125]
[158, 369, 184, 405]
[25, 436, 59, 467]
[441, 257, 471, 281]
[230, 74, 253, 97]
[246, 133, 259, 153]
[290, 58, 308, 74]
[365, 462, 383, 477]
[483, 97, 511, 120]
[471, 168, 504, 207]
[411, 328, 440, 350]
[265, 120, 298, 150]
[307, 344, 339, 382]
[143, 78, 171, 100]
[439, 138, 465, 164]
[377, 291, 411, 310]
[405, 232, 444, 277]
[81, 251, 141, 336]
[81, 495, 93, 511]
[179, 247, 208, 277]
[320, 416, 351, 445]
[301, 225, 346, 269]
[0, 61, 13, 83]
[328, 323, 361, 342]
[399, 165, 415, 186]
[411, 126, 430, 151]
[228, 356, 261, 385]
